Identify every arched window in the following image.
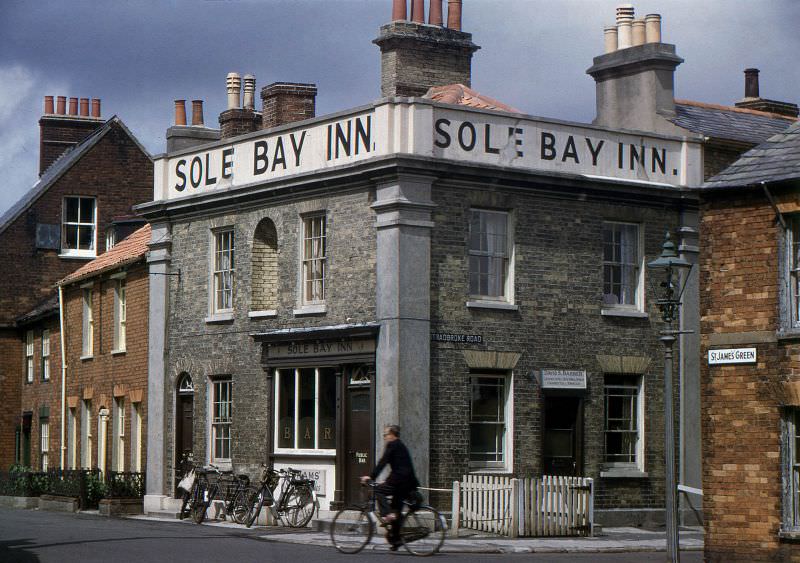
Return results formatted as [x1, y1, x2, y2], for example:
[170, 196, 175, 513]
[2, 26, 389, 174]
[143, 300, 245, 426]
[178, 373, 194, 394]
[251, 218, 278, 315]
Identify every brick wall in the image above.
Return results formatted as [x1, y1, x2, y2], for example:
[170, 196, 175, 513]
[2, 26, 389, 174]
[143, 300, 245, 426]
[0, 330, 23, 469]
[219, 109, 260, 139]
[261, 83, 317, 130]
[700, 188, 799, 561]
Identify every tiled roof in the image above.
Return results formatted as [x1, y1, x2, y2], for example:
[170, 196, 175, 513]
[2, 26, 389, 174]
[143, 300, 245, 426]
[703, 121, 800, 189]
[59, 224, 151, 285]
[0, 116, 151, 237]
[670, 100, 795, 145]
[16, 294, 59, 325]
[424, 84, 521, 113]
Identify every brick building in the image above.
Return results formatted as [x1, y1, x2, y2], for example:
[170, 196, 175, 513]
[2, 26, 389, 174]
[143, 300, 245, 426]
[0, 97, 152, 470]
[136, 0, 728, 527]
[700, 122, 800, 561]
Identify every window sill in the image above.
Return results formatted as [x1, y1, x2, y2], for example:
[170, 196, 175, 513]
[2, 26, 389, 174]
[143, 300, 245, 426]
[467, 467, 512, 475]
[205, 312, 234, 324]
[272, 450, 337, 459]
[80, 355, 94, 361]
[249, 310, 277, 319]
[778, 329, 800, 342]
[466, 300, 519, 311]
[58, 252, 96, 260]
[601, 308, 648, 318]
[210, 460, 232, 472]
[600, 467, 648, 479]
[779, 529, 800, 542]
[111, 349, 126, 356]
[293, 304, 327, 316]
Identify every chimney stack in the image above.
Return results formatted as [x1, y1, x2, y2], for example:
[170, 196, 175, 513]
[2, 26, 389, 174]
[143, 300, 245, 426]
[735, 68, 799, 117]
[375, 0, 478, 97]
[261, 82, 317, 129]
[38, 93, 105, 175]
[166, 97, 221, 152]
[219, 72, 261, 139]
[587, 4, 685, 135]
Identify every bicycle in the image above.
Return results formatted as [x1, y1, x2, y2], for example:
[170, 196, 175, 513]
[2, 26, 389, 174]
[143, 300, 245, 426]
[329, 481, 447, 556]
[189, 465, 251, 524]
[240, 465, 317, 528]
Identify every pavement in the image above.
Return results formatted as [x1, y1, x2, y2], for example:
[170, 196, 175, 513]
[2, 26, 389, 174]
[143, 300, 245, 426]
[129, 514, 705, 554]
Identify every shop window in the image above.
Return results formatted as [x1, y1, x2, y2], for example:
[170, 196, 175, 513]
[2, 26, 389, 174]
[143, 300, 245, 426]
[61, 196, 97, 257]
[82, 287, 94, 357]
[113, 278, 126, 352]
[275, 367, 336, 452]
[41, 329, 50, 381]
[301, 215, 327, 305]
[25, 330, 34, 383]
[250, 218, 279, 315]
[782, 408, 800, 532]
[40, 419, 50, 471]
[212, 229, 235, 313]
[468, 209, 513, 302]
[602, 221, 643, 311]
[210, 378, 232, 462]
[469, 373, 511, 469]
[603, 374, 644, 473]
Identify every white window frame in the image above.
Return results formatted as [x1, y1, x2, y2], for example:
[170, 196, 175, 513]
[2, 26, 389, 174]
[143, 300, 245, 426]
[113, 278, 127, 352]
[210, 378, 232, 463]
[82, 286, 94, 358]
[273, 367, 337, 455]
[25, 330, 34, 383]
[67, 407, 77, 469]
[602, 221, 644, 312]
[112, 397, 125, 472]
[212, 229, 235, 314]
[301, 214, 327, 306]
[787, 217, 800, 329]
[131, 402, 142, 472]
[602, 374, 645, 474]
[40, 419, 49, 471]
[81, 399, 92, 468]
[468, 209, 515, 304]
[61, 196, 97, 258]
[468, 372, 513, 471]
[41, 329, 50, 381]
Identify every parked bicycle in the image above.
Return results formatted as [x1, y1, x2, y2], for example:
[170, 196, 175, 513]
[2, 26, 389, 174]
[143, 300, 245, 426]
[179, 464, 251, 524]
[329, 480, 447, 556]
[239, 464, 317, 528]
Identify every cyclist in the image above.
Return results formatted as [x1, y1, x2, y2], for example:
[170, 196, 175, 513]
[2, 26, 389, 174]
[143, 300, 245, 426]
[361, 424, 420, 549]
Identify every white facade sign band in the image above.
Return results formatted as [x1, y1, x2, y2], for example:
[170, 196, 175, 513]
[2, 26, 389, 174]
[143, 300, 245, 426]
[540, 369, 587, 389]
[154, 102, 702, 201]
[707, 348, 757, 365]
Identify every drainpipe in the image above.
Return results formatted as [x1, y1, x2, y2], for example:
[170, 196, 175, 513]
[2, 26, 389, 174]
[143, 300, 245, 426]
[58, 284, 67, 469]
[761, 181, 787, 229]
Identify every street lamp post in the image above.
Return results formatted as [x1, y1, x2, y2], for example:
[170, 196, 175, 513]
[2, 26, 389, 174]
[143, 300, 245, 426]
[647, 232, 693, 563]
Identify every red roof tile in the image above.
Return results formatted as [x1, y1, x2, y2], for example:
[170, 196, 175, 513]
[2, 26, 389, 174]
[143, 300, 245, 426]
[424, 84, 521, 114]
[59, 224, 151, 286]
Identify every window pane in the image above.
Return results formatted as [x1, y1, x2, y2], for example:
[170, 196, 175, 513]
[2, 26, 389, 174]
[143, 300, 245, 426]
[65, 198, 80, 222]
[78, 226, 94, 250]
[469, 375, 506, 464]
[469, 424, 504, 462]
[468, 210, 508, 298]
[298, 368, 315, 449]
[278, 370, 295, 448]
[317, 368, 336, 449]
[64, 225, 78, 250]
[602, 223, 639, 306]
[79, 198, 94, 223]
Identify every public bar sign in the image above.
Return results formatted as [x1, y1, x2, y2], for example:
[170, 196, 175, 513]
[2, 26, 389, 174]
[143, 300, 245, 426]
[540, 369, 587, 389]
[708, 348, 757, 365]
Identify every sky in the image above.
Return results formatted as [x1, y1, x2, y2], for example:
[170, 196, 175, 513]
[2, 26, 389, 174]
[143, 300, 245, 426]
[1, 0, 798, 216]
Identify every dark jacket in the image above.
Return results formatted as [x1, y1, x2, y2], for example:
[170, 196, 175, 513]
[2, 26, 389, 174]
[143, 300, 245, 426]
[371, 438, 420, 489]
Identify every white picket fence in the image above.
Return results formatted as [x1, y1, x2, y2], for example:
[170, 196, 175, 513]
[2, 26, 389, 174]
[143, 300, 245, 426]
[451, 474, 594, 538]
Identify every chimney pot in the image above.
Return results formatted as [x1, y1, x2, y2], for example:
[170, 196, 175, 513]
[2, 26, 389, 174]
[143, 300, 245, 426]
[226, 72, 242, 110]
[79, 97, 90, 117]
[616, 20, 632, 49]
[91, 99, 101, 118]
[429, 0, 443, 25]
[616, 4, 635, 23]
[632, 19, 646, 46]
[410, 0, 424, 23]
[744, 68, 760, 99]
[645, 14, 661, 43]
[68, 97, 78, 116]
[56, 96, 66, 115]
[604, 25, 619, 53]
[391, 0, 407, 21]
[191, 100, 205, 126]
[447, 0, 462, 30]
[243, 74, 256, 110]
[174, 100, 187, 126]
[44, 96, 54, 115]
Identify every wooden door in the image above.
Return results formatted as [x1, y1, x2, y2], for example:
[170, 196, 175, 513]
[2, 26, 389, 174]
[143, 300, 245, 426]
[542, 397, 583, 476]
[174, 394, 194, 492]
[343, 368, 373, 505]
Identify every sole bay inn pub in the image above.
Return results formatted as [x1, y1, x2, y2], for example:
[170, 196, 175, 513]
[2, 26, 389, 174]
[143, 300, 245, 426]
[139, 2, 703, 527]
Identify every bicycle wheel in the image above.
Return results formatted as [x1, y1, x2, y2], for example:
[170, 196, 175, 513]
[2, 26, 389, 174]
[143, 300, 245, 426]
[330, 507, 373, 554]
[192, 482, 210, 524]
[400, 506, 447, 556]
[234, 486, 259, 526]
[283, 485, 315, 528]
[245, 488, 266, 528]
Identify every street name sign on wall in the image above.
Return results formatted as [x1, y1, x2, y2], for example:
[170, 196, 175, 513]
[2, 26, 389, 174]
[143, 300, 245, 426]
[540, 369, 587, 389]
[708, 348, 757, 365]
[431, 333, 483, 344]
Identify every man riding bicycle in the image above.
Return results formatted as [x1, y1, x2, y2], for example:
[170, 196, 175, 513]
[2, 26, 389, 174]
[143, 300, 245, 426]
[361, 424, 420, 548]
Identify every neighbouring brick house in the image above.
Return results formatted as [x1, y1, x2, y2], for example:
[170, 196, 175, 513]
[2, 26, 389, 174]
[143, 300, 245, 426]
[700, 122, 800, 561]
[1, 96, 152, 470]
[51, 225, 151, 475]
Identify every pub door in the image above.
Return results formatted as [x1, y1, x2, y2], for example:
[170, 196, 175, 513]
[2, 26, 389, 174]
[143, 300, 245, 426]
[174, 375, 194, 494]
[542, 397, 583, 476]
[343, 366, 374, 505]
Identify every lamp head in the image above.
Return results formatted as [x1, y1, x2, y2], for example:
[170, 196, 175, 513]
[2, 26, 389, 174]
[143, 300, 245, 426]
[647, 232, 691, 272]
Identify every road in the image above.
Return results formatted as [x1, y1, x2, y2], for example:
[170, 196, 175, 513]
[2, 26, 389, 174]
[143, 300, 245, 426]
[0, 507, 702, 563]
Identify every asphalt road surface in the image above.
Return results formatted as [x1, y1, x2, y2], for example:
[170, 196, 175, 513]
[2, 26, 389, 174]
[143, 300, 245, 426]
[0, 507, 703, 563]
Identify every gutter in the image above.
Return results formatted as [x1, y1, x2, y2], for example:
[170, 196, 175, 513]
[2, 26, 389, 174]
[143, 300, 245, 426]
[58, 285, 67, 469]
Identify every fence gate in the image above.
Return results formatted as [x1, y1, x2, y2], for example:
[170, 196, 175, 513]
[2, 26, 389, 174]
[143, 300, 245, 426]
[452, 474, 594, 538]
